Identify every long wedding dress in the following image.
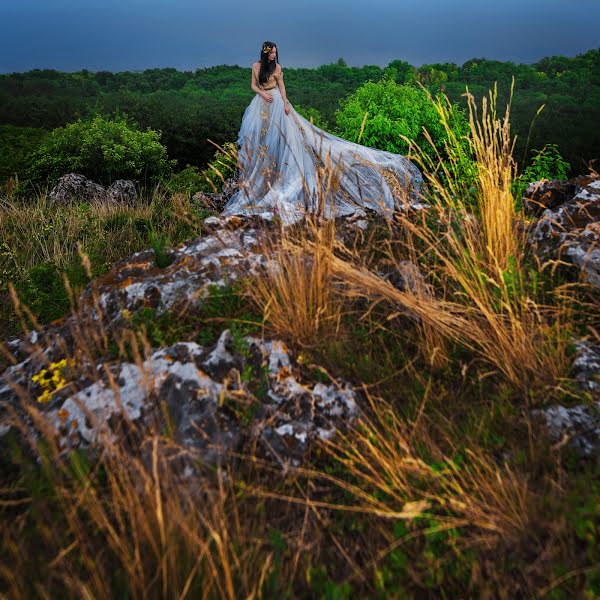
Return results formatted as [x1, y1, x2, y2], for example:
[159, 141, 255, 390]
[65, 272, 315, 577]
[221, 69, 424, 224]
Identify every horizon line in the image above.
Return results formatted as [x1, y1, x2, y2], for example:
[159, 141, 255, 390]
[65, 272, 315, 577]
[1, 46, 598, 76]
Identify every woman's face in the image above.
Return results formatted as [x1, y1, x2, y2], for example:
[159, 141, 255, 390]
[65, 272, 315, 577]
[268, 46, 277, 61]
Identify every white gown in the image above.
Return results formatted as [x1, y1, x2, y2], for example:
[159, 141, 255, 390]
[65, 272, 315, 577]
[221, 75, 424, 224]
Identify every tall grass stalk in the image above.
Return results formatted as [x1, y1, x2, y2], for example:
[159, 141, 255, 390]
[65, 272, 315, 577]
[328, 79, 575, 394]
[247, 153, 349, 349]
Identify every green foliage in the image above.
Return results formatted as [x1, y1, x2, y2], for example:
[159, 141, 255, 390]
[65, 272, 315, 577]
[385, 60, 418, 84]
[523, 143, 571, 182]
[18, 259, 93, 324]
[563, 476, 600, 597]
[294, 104, 331, 131]
[262, 529, 292, 599]
[0, 192, 211, 337]
[373, 518, 474, 595]
[0, 51, 598, 181]
[162, 164, 207, 197]
[307, 566, 352, 600]
[148, 229, 173, 268]
[0, 124, 48, 185]
[195, 282, 260, 347]
[0, 240, 18, 292]
[25, 114, 176, 190]
[162, 141, 238, 198]
[334, 76, 470, 164]
[512, 143, 571, 209]
[128, 307, 194, 348]
[196, 141, 238, 194]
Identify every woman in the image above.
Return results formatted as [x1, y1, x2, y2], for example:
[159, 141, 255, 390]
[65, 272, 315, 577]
[221, 41, 424, 224]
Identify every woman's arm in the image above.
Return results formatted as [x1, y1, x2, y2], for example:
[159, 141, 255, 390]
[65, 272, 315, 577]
[276, 65, 290, 113]
[250, 64, 268, 99]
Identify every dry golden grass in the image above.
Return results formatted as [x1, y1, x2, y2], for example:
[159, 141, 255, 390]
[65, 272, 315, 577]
[397, 80, 575, 395]
[325, 78, 575, 395]
[0, 188, 201, 277]
[0, 288, 301, 599]
[315, 389, 536, 546]
[244, 78, 578, 395]
[0, 429, 289, 599]
[249, 219, 344, 349]
[246, 156, 351, 350]
[1, 81, 596, 598]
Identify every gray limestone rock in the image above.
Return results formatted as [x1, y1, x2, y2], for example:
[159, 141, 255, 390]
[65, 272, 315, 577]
[48, 173, 109, 204]
[527, 175, 600, 288]
[0, 331, 358, 471]
[48, 173, 137, 205]
[534, 339, 600, 457]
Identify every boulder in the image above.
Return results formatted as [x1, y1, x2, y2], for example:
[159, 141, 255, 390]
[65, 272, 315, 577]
[193, 175, 239, 212]
[533, 339, 600, 457]
[0, 212, 357, 472]
[107, 179, 137, 203]
[526, 175, 600, 288]
[48, 173, 137, 205]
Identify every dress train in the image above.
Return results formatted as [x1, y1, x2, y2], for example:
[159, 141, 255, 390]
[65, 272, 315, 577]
[222, 86, 424, 223]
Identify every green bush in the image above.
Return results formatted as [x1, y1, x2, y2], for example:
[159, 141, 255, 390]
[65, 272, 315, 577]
[162, 165, 207, 198]
[512, 143, 571, 211]
[163, 141, 238, 198]
[523, 143, 571, 182]
[294, 105, 331, 131]
[334, 76, 470, 162]
[26, 114, 176, 190]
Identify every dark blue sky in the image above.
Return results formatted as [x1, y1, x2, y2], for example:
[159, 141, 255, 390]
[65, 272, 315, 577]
[1, 0, 598, 74]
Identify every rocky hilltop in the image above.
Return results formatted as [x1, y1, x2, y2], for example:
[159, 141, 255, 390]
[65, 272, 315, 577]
[1, 174, 599, 470]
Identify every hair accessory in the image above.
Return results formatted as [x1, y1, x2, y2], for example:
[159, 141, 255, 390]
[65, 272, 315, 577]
[262, 45, 272, 54]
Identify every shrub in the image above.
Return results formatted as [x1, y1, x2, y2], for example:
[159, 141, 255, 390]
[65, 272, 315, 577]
[163, 142, 238, 197]
[334, 76, 470, 163]
[162, 164, 207, 198]
[512, 143, 571, 210]
[294, 105, 331, 131]
[26, 114, 176, 190]
[522, 143, 571, 182]
[197, 141, 238, 194]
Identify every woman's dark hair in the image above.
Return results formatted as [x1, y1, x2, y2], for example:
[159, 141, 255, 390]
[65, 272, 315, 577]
[258, 41, 279, 85]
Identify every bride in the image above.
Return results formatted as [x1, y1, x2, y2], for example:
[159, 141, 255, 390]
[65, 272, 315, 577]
[221, 41, 424, 224]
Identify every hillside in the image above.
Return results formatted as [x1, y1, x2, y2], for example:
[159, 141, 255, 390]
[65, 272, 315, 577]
[1, 82, 599, 597]
[0, 48, 598, 185]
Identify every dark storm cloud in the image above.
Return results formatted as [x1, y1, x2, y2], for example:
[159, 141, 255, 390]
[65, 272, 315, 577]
[0, 0, 598, 73]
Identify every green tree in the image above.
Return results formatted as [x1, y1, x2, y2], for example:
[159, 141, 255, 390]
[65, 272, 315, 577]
[26, 114, 176, 189]
[334, 76, 470, 163]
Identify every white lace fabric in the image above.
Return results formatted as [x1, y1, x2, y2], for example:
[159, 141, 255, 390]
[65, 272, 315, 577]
[222, 86, 424, 224]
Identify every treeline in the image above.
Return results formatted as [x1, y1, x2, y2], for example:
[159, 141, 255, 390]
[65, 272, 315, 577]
[0, 48, 598, 182]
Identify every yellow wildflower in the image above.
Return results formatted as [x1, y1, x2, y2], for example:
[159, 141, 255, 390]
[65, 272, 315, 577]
[31, 358, 74, 403]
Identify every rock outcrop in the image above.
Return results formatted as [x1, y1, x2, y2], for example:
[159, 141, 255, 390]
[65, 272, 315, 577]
[524, 175, 600, 455]
[0, 212, 358, 471]
[526, 174, 600, 288]
[48, 173, 138, 205]
[3, 173, 600, 470]
[192, 176, 239, 213]
[534, 339, 600, 457]
[1, 329, 357, 471]
[80, 212, 273, 327]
